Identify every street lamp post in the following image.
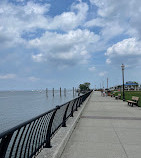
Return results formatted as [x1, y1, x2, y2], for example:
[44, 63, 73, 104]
[121, 64, 125, 101]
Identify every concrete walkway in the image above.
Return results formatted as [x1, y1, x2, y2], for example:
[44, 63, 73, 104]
[60, 91, 141, 158]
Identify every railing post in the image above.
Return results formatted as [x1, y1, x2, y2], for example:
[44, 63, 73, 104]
[45, 106, 60, 148]
[78, 97, 81, 107]
[75, 98, 79, 111]
[62, 102, 70, 127]
[0, 132, 13, 158]
[80, 96, 83, 105]
[70, 99, 76, 117]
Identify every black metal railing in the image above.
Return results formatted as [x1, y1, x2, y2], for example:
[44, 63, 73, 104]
[0, 91, 92, 158]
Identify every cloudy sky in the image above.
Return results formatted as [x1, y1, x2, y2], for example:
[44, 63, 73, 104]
[0, 0, 141, 90]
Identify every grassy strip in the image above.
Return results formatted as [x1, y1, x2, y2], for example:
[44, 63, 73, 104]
[114, 91, 141, 107]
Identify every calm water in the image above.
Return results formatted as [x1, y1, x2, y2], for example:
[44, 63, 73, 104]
[0, 90, 78, 134]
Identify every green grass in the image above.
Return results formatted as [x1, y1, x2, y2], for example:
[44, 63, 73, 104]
[114, 91, 141, 107]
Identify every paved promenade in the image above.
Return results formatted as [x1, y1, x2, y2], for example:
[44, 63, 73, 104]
[60, 91, 141, 158]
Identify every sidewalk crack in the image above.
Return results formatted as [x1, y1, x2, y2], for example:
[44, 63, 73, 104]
[112, 125, 129, 158]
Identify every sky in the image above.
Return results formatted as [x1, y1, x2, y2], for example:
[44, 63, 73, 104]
[0, 0, 141, 90]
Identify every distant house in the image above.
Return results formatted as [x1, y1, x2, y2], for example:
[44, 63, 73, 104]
[124, 81, 139, 90]
[113, 81, 139, 91]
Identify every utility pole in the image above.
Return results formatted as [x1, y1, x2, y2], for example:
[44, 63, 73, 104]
[121, 64, 125, 101]
[107, 78, 108, 89]
[103, 81, 104, 90]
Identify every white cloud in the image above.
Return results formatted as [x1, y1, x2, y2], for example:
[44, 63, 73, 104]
[87, 0, 141, 67]
[0, 74, 16, 79]
[29, 29, 99, 66]
[90, 0, 133, 18]
[0, 1, 50, 48]
[32, 53, 44, 62]
[24, 2, 49, 15]
[106, 59, 111, 64]
[85, 18, 105, 28]
[47, 2, 88, 31]
[105, 38, 141, 65]
[0, 1, 92, 64]
[0, 1, 88, 50]
[105, 38, 141, 56]
[85, 18, 124, 41]
[0, 0, 102, 71]
[15, 0, 25, 2]
[88, 66, 96, 71]
[99, 71, 107, 77]
[89, 0, 141, 39]
[101, 22, 124, 41]
[28, 76, 39, 81]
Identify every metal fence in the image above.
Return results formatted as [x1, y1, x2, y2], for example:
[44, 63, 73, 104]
[0, 91, 92, 158]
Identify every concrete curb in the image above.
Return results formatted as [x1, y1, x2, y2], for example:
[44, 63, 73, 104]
[37, 92, 92, 158]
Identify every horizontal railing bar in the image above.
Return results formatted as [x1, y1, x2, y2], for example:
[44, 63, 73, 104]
[59, 95, 81, 107]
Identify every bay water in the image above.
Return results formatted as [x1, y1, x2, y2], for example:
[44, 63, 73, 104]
[0, 90, 78, 134]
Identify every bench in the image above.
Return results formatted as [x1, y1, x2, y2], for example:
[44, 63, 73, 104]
[111, 93, 115, 97]
[127, 96, 139, 107]
[115, 94, 121, 100]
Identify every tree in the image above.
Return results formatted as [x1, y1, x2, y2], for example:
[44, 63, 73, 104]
[133, 81, 139, 85]
[79, 82, 90, 92]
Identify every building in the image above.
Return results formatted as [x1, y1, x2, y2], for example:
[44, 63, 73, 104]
[124, 81, 139, 90]
[113, 81, 140, 91]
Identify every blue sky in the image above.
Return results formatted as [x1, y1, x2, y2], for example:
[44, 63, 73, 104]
[0, 0, 141, 90]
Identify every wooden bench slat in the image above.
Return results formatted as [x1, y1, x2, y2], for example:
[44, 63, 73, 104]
[132, 96, 139, 101]
[127, 101, 136, 104]
[127, 96, 139, 107]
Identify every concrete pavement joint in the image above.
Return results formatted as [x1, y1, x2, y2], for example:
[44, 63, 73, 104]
[81, 116, 141, 120]
[112, 125, 129, 158]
